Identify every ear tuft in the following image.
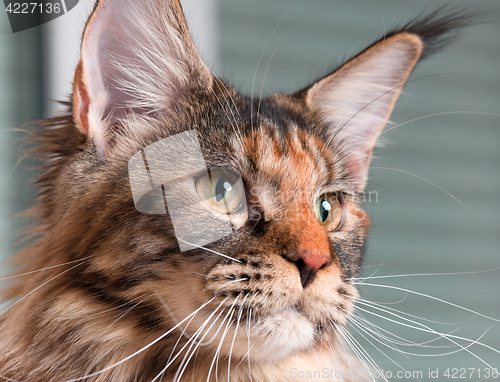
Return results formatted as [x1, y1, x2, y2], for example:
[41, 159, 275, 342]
[300, 7, 478, 190]
[393, 5, 480, 58]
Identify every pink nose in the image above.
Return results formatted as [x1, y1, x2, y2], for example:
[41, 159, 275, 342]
[282, 250, 331, 288]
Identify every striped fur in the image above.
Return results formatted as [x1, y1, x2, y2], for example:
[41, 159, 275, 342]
[0, 1, 474, 381]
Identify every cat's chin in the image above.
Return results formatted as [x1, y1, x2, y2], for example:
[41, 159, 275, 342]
[243, 307, 316, 362]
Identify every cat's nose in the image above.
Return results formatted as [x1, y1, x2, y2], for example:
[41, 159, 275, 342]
[282, 250, 330, 289]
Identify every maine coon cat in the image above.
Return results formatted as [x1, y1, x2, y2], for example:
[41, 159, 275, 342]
[0, 0, 478, 381]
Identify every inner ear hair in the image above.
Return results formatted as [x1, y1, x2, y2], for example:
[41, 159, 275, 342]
[298, 7, 478, 190]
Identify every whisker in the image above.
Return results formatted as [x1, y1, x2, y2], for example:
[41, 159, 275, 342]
[176, 239, 242, 263]
[65, 297, 216, 382]
[256, 7, 336, 122]
[90, 296, 148, 349]
[352, 309, 495, 359]
[335, 323, 379, 382]
[349, 267, 500, 282]
[351, 263, 384, 284]
[246, 307, 252, 378]
[171, 305, 224, 382]
[250, 0, 294, 128]
[228, 294, 248, 382]
[0, 257, 92, 281]
[322, 337, 345, 382]
[365, 179, 432, 208]
[329, 72, 491, 148]
[370, 166, 469, 211]
[354, 303, 499, 367]
[355, 282, 500, 323]
[381, 110, 500, 137]
[151, 298, 229, 382]
[351, 312, 460, 350]
[339, 323, 386, 377]
[331, 322, 363, 381]
[346, 319, 422, 381]
[207, 298, 239, 382]
[210, 77, 244, 145]
[0, 260, 88, 317]
[358, 297, 474, 325]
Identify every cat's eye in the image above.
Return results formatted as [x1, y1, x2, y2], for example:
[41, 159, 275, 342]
[315, 192, 343, 231]
[195, 168, 246, 215]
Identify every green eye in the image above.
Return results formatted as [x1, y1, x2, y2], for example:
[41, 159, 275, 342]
[195, 168, 245, 214]
[316, 192, 343, 231]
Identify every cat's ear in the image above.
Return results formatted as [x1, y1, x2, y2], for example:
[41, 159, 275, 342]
[72, 0, 212, 156]
[301, 33, 423, 190]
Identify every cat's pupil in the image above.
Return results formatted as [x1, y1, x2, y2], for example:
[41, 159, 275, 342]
[319, 199, 331, 222]
[214, 178, 232, 202]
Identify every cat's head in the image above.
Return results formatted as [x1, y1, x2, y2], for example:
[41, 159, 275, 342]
[32, 0, 470, 368]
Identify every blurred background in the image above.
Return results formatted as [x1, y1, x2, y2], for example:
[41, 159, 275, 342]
[0, 0, 499, 379]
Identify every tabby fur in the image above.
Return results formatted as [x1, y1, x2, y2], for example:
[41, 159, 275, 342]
[0, 1, 473, 381]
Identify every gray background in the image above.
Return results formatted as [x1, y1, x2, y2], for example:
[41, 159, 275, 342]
[1, 0, 499, 379]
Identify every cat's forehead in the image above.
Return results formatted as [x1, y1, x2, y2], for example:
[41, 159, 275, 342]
[231, 123, 332, 189]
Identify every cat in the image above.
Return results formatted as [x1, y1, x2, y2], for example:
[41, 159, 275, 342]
[0, 0, 478, 381]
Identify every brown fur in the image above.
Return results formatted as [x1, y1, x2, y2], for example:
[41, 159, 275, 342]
[0, 1, 474, 381]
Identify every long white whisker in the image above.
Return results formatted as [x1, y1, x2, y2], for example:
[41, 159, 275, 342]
[171, 302, 229, 382]
[350, 263, 384, 284]
[228, 294, 248, 382]
[332, 322, 367, 381]
[354, 282, 500, 323]
[207, 297, 239, 382]
[323, 337, 345, 382]
[352, 311, 462, 348]
[250, 0, 294, 128]
[339, 323, 385, 378]
[0, 260, 87, 317]
[354, 303, 499, 368]
[370, 167, 469, 211]
[176, 239, 242, 263]
[331, 72, 491, 148]
[256, 7, 335, 121]
[335, 323, 378, 382]
[65, 297, 216, 382]
[345, 319, 422, 381]
[90, 296, 147, 349]
[381, 110, 500, 136]
[350, 312, 493, 357]
[0, 257, 91, 281]
[357, 297, 473, 325]
[349, 267, 500, 282]
[172, 319, 207, 382]
[152, 299, 229, 382]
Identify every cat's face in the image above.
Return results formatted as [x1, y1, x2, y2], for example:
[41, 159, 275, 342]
[61, 0, 435, 366]
[64, 0, 459, 366]
[65, 81, 367, 361]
